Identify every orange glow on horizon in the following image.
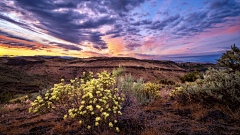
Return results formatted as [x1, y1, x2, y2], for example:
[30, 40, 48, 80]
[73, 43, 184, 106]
[0, 48, 57, 57]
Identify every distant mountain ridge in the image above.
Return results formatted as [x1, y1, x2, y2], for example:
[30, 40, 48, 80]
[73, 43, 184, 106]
[11, 55, 217, 64]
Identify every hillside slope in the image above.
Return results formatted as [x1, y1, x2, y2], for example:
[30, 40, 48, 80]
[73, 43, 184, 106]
[0, 56, 187, 94]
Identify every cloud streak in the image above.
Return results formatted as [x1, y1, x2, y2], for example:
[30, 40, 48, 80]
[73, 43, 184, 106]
[0, 0, 239, 62]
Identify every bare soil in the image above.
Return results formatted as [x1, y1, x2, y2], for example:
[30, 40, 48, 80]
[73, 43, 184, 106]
[0, 95, 239, 135]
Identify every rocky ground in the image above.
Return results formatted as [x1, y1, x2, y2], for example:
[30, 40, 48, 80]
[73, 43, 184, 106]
[0, 93, 239, 135]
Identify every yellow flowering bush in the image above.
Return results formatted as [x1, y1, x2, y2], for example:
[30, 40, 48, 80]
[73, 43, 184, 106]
[142, 82, 161, 99]
[173, 86, 184, 95]
[167, 86, 183, 100]
[29, 70, 125, 132]
[130, 82, 162, 105]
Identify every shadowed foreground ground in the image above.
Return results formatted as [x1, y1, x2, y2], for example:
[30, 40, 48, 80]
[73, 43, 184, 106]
[1, 93, 239, 135]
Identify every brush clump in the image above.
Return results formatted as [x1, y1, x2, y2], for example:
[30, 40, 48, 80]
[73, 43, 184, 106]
[116, 73, 163, 106]
[29, 70, 125, 132]
[142, 82, 162, 99]
[179, 70, 204, 83]
[173, 68, 240, 111]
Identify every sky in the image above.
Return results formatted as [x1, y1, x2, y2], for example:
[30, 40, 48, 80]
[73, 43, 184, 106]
[0, 0, 240, 63]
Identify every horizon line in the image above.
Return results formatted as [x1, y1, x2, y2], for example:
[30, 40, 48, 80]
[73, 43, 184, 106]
[0, 55, 217, 64]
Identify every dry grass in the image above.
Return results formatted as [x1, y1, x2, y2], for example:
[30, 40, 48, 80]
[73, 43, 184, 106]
[0, 103, 24, 113]
[141, 127, 159, 135]
[0, 87, 239, 134]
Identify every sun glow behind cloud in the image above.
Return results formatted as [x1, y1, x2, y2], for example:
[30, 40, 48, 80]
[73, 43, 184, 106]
[0, 0, 239, 63]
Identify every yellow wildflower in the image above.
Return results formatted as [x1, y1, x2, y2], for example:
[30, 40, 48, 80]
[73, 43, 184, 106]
[116, 127, 120, 132]
[81, 101, 85, 104]
[29, 107, 33, 113]
[63, 115, 68, 120]
[109, 122, 113, 127]
[33, 109, 38, 113]
[96, 117, 101, 121]
[31, 102, 38, 107]
[96, 91, 100, 94]
[36, 96, 42, 100]
[118, 111, 122, 115]
[96, 105, 101, 109]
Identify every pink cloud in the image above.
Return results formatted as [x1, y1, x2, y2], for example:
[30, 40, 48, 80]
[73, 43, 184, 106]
[224, 25, 240, 34]
[199, 18, 240, 39]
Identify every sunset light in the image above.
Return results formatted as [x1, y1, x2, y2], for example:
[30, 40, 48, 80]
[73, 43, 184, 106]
[0, 0, 239, 63]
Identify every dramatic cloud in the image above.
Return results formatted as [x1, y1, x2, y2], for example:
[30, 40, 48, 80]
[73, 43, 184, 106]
[87, 31, 108, 49]
[0, 35, 54, 50]
[173, 0, 240, 37]
[49, 42, 82, 51]
[147, 14, 180, 30]
[126, 43, 142, 50]
[0, 0, 239, 62]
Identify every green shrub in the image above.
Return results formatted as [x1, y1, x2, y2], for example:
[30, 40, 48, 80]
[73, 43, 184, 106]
[216, 44, 240, 72]
[179, 70, 203, 83]
[174, 68, 240, 111]
[116, 74, 160, 106]
[112, 65, 125, 78]
[131, 78, 148, 105]
[29, 71, 125, 132]
[142, 82, 161, 99]
[130, 80, 161, 106]
[117, 74, 134, 95]
[175, 82, 182, 87]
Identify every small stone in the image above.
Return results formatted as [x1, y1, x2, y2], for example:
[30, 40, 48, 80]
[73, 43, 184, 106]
[25, 99, 31, 104]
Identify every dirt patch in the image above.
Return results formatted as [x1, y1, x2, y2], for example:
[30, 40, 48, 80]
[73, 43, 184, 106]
[1, 98, 239, 135]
